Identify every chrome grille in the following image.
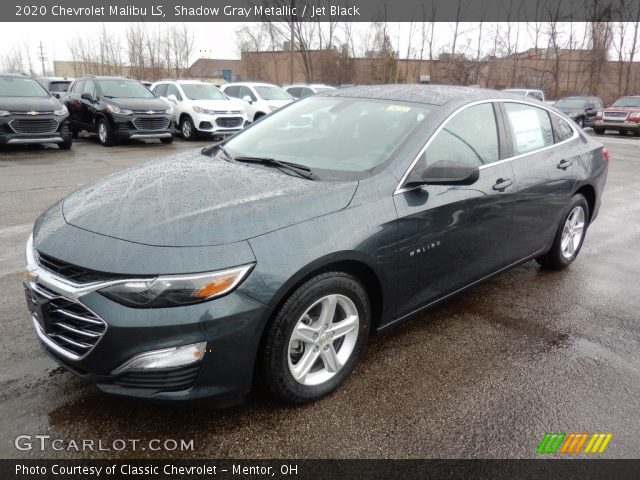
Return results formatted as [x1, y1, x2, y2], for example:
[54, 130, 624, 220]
[215, 117, 244, 128]
[28, 282, 107, 358]
[133, 117, 170, 130]
[603, 112, 628, 120]
[10, 119, 58, 134]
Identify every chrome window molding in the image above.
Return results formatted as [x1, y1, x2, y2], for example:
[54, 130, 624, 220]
[394, 98, 580, 195]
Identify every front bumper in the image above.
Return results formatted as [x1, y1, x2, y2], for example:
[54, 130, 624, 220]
[110, 113, 175, 141]
[25, 266, 270, 404]
[191, 112, 247, 138]
[0, 115, 71, 145]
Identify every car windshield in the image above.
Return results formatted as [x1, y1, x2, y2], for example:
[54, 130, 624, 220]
[555, 98, 586, 108]
[0, 77, 49, 97]
[181, 83, 228, 100]
[612, 97, 640, 107]
[99, 80, 155, 98]
[47, 81, 71, 93]
[254, 86, 293, 101]
[222, 97, 431, 179]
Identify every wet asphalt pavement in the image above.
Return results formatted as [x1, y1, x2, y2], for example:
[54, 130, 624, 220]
[0, 133, 638, 459]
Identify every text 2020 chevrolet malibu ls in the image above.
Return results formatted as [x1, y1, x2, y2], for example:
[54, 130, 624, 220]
[24, 86, 608, 404]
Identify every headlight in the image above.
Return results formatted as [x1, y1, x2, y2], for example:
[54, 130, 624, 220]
[192, 105, 209, 114]
[165, 106, 174, 115]
[99, 264, 254, 308]
[106, 104, 133, 115]
[54, 106, 68, 116]
[268, 105, 279, 111]
[0, 110, 10, 117]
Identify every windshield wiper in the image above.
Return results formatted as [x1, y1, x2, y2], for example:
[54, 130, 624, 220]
[234, 156, 318, 180]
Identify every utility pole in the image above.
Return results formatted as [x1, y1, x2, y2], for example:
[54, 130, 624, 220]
[37, 41, 47, 76]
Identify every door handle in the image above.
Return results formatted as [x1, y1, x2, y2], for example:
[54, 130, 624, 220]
[492, 178, 513, 192]
[557, 159, 573, 170]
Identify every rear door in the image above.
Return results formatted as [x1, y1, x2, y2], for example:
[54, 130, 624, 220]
[393, 102, 516, 316]
[500, 101, 578, 261]
[65, 80, 84, 124]
[80, 80, 97, 128]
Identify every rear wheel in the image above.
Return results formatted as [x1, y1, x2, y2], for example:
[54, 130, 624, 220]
[96, 118, 115, 147]
[593, 128, 605, 135]
[576, 117, 584, 128]
[536, 194, 589, 270]
[618, 130, 628, 136]
[261, 272, 371, 404]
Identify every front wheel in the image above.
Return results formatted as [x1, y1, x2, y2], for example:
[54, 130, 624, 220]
[576, 117, 584, 128]
[261, 272, 371, 404]
[593, 128, 605, 135]
[536, 194, 589, 270]
[58, 136, 72, 150]
[180, 116, 196, 140]
[96, 118, 115, 146]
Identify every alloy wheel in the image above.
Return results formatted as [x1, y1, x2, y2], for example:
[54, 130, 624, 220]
[182, 120, 192, 138]
[98, 122, 107, 144]
[287, 294, 360, 386]
[560, 206, 585, 260]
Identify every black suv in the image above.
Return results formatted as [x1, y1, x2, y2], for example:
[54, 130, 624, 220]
[553, 96, 603, 128]
[63, 76, 174, 146]
[0, 73, 72, 149]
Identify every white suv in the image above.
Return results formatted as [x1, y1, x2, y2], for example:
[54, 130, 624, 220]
[284, 84, 336, 99]
[151, 80, 248, 140]
[220, 82, 293, 122]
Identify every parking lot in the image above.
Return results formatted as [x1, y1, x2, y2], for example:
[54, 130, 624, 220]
[0, 133, 638, 459]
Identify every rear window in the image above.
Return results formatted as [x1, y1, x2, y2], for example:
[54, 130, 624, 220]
[504, 103, 554, 155]
[0, 77, 49, 97]
[48, 81, 71, 93]
[98, 80, 154, 98]
[551, 115, 575, 143]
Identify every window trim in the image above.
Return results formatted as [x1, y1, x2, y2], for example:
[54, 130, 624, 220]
[394, 98, 579, 195]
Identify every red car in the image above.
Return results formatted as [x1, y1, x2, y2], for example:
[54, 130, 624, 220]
[594, 96, 640, 136]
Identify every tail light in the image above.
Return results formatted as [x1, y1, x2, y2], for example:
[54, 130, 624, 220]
[595, 110, 603, 120]
[603, 147, 610, 162]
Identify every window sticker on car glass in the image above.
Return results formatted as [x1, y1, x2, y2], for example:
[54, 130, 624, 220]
[387, 105, 411, 112]
[508, 109, 545, 152]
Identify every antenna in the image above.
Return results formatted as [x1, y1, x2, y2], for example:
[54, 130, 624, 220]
[37, 41, 47, 77]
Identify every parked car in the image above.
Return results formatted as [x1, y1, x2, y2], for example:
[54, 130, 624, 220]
[284, 84, 336, 99]
[63, 76, 175, 146]
[553, 96, 603, 128]
[503, 88, 545, 102]
[140, 81, 153, 89]
[593, 95, 640, 136]
[220, 82, 293, 122]
[0, 73, 72, 149]
[24, 86, 607, 405]
[151, 80, 248, 140]
[37, 77, 74, 99]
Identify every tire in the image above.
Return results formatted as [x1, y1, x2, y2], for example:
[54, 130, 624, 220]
[58, 136, 72, 150]
[576, 117, 584, 129]
[260, 272, 371, 404]
[634, 130, 640, 137]
[72, 127, 79, 139]
[180, 116, 196, 140]
[253, 112, 265, 122]
[593, 128, 605, 135]
[160, 136, 174, 144]
[536, 194, 589, 270]
[96, 118, 115, 147]
[618, 130, 627, 136]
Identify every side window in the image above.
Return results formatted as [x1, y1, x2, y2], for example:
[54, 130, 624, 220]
[300, 87, 313, 98]
[504, 103, 554, 155]
[551, 114, 574, 143]
[239, 86, 257, 101]
[82, 80, 96, 98]
[417, 103, 500, 170]
[166, 84, 182, 101]
[288, 87, 300, 98]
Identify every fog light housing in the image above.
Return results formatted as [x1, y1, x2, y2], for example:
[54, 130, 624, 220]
[111, 342, 206, 375]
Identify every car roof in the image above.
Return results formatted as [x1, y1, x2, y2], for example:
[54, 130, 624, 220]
[319, 84, 537, 106]
[76, 76, 136, 81]
[223, 82, 278, 88]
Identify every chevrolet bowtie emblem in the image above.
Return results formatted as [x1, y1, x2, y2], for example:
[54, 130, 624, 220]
[147, 110, 155, 115]
[27, 111, 39, 116]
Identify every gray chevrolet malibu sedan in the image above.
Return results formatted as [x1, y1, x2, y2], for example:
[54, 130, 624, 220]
[24, 85, 608, 404]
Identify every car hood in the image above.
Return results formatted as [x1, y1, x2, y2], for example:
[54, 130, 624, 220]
[190, 99, 245, 112]
[0, 95, 62, 111]
[104, 97, 168, 111]
[62, 150, 357, 247]
[555, 106, 584, 114]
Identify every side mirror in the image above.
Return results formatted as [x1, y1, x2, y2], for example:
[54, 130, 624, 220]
[167, 94, 178, 104]
[242, 95, 253, 104]
[80, 93, 94, 103]
[405, 160, 480, 188]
